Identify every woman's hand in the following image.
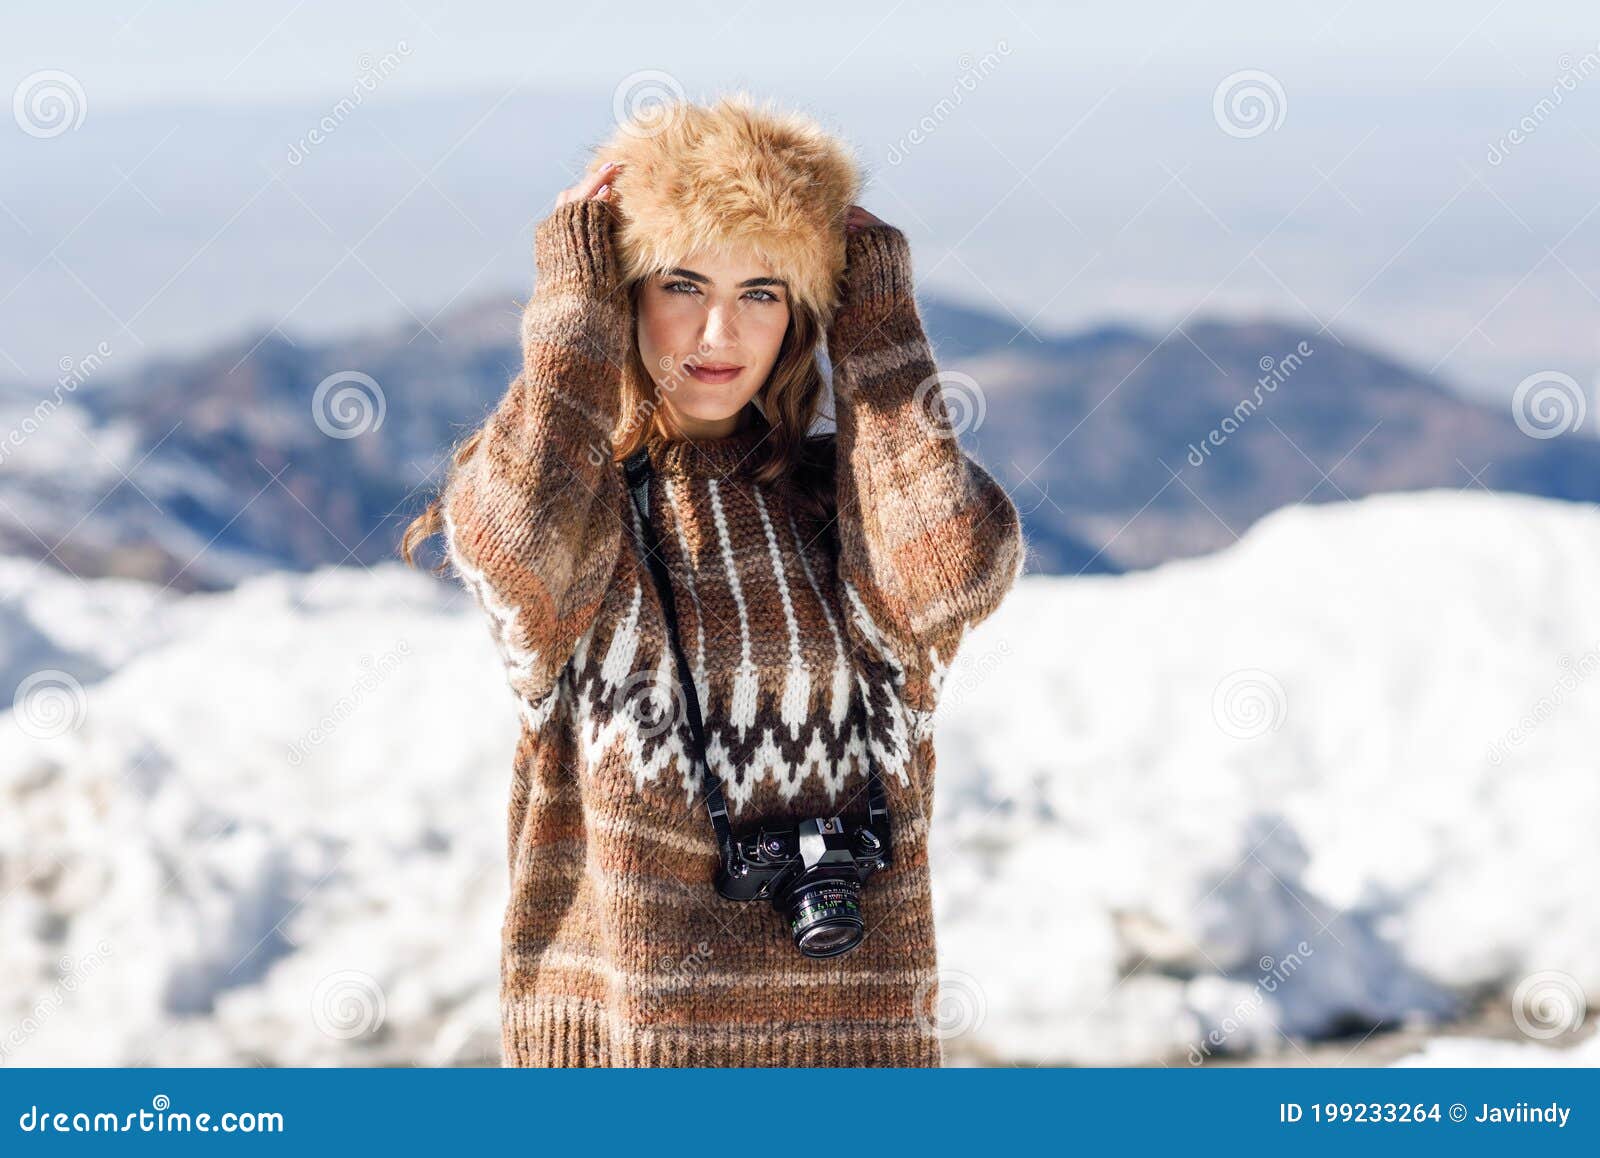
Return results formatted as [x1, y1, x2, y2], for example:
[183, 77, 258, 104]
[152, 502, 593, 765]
[554, 159, 623, 209]
[843, 204, 889, 233]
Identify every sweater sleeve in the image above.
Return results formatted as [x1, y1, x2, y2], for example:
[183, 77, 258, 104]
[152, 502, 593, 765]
[826, 223, 1026, 716]
[441, 197, 630, 723]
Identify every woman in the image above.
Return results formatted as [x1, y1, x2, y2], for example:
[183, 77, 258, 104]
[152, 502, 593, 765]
[402, 93, 1024, 1066]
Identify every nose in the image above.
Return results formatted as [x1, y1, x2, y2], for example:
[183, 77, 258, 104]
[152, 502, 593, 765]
[700, 300, 741, 349]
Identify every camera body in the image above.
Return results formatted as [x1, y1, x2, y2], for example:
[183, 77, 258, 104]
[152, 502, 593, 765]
[716, 817, 890, 958]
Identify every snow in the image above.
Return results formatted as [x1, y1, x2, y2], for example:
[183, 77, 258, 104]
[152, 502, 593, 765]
[1, 488, 1597, 1066]
[1389, 1031, 1600, 1067]
[927, 488, 1600, 1065]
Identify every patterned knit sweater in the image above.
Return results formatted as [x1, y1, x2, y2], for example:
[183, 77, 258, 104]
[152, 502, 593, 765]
[441, 196, 1025, 1067]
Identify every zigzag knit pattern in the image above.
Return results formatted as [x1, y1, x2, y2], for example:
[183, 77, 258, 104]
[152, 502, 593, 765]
[442, 196, 1025, 1067]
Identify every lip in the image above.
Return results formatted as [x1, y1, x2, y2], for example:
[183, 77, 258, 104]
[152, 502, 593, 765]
[686, 363, 743, 383]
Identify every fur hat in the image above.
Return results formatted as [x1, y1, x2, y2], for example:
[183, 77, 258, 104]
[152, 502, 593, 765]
[581, 92, 864, 322]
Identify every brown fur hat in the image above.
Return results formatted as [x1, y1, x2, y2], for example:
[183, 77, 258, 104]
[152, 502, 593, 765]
[581, 91, 864, 322]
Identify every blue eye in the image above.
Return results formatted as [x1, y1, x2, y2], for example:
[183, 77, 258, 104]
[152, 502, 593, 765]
[660, 280, 782, 304]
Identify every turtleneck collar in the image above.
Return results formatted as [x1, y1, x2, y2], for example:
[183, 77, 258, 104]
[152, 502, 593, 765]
[646, 414, 774, 480]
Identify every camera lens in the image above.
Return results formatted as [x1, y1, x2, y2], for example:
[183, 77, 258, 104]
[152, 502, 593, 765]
[785, 877, 864, 958]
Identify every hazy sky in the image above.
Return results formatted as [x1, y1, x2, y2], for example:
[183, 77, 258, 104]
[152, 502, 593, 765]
[4, 1, 1591, 108]
[3, 1, 1598, 408]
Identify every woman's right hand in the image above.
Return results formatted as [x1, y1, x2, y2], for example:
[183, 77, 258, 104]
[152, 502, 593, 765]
[554, 159, 622, 209]
[531, 157, 623, 291]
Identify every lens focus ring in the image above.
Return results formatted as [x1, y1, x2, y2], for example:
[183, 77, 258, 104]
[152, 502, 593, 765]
[785, 877, 865, 958]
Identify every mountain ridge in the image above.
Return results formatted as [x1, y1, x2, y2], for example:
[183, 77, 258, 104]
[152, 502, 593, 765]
[2, 289, 1593, 590]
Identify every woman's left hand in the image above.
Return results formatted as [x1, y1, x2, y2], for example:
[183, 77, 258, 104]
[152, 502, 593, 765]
[843, 204, 889, 234]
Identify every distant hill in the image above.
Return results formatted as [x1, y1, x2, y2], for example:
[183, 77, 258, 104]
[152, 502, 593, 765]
[0, 292, 1594, 590]
[948, 313, 1600, 571]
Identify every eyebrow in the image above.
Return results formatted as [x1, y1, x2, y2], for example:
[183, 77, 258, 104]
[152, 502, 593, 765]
[663, 267, 789, 290]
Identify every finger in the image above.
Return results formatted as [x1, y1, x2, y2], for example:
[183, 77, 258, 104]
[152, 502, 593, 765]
[581, 159, 621, 199]
[554, 160, 619, 210]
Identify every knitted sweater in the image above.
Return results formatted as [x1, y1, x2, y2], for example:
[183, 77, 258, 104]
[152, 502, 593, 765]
[442, 196, 1025, 1067]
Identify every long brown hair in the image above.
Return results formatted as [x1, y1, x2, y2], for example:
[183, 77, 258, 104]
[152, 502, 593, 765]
[399, 281, 837, 575]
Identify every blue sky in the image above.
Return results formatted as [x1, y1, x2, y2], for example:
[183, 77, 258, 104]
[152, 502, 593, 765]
[6, 1, 1586, 109]
[3, 1, 1598, 405]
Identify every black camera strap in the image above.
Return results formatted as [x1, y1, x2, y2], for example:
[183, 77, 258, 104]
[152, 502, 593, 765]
[620, 447, 893, 871]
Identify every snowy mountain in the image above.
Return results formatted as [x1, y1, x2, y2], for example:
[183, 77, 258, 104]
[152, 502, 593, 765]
[4, 300, 1598, 591]
[1, 488, 1596, 1066]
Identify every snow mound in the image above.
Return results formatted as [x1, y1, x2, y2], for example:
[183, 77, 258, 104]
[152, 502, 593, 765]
[2, 489, 1597, 1066]
[931, 489, 1600, 1063]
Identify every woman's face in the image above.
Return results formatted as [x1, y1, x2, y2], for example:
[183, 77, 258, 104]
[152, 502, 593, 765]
[635, 244, 791, 437]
